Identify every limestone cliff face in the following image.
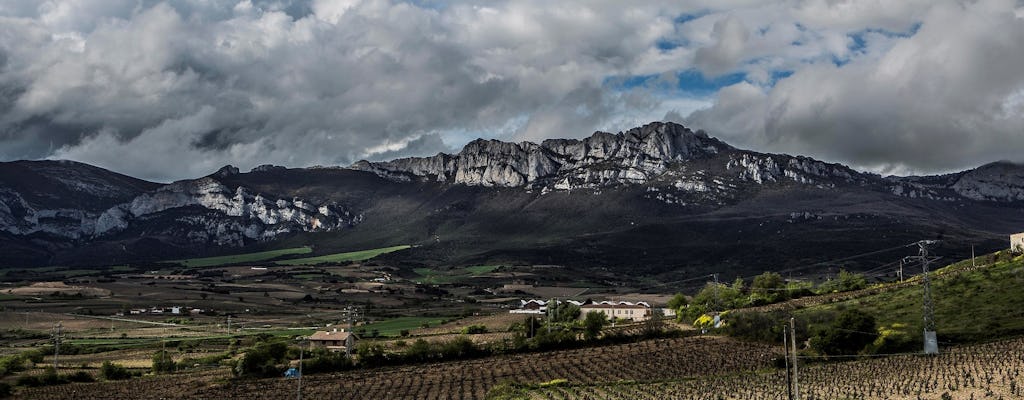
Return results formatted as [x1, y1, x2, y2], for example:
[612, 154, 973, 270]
[93, 175, 360, 245]
[354, 122, 732, 188]
[950, 162, 1024, 202]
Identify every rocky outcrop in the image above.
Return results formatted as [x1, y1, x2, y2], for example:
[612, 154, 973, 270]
[353, 122, 732, 188]
[93, 177, 360, 245]
[950, 161, 1024, 202]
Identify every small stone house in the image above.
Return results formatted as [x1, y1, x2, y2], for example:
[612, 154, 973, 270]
[309, 329, 354, 352]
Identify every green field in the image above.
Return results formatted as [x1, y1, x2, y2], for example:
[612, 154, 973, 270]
[796, 250, 1024, 344]
[414, 265, 500, 284]
[358, 316, 450, 337]
[171, 247, 312, 268]
[275, 245, 411, 266]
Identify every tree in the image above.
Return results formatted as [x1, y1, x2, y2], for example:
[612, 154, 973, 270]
[233, 342, 287, 377]
[582, 311, 606, 340]
[151, 350, 176, 374]
[810, 309, 878, 356]
[751, 272, 786, 304]
[547, 301, 580, 323]
[666, 293, 688, 312]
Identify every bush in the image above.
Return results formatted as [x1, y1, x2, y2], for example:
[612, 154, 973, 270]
[65, 371, 94, 383]
[817, 269, 868, 294]
[0, 354, 27, 377]
[16, 367, 66, 387]
[810, 309, 878, 356]
[0, 382, 11, 398]
[100, 361, 132, 380]
[723, 311, 787, 343]
[460, 325, 488, 334]
[302, 351, 353, 374]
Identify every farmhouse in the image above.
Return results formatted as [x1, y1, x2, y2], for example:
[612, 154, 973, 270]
[1012, 232, 1024, 254]
[309, 329, 355, 352]
[580, 301, 652, 322]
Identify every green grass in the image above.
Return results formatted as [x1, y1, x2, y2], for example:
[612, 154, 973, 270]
[292, 273, 326, 280]
[796, 250, 1024, 344]
[275, 245, 411, 266]
[464, 265, 500, 275]
[413, 265, 501, 284]
[171, 247, 312, 268]
[357, 317, 451, 337]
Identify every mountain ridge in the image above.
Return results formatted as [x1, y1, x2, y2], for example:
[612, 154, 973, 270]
[1, 122, 1022, 273]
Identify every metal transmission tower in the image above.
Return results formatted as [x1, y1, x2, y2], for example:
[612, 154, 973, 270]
[342, 306, 361, 358]
[52, 322, 63, 370]
[907, 240, 941, 354]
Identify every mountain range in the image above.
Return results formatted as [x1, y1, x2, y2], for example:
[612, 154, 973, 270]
[2, 122, 1022, 281]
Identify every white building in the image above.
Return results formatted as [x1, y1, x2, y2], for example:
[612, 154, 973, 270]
[1012, 232, 1024, 254]
[579, 301, 652, 322]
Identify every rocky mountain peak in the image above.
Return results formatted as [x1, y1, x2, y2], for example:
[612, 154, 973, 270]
[353, 122, 732, 188]
[212, 165, 240, 178]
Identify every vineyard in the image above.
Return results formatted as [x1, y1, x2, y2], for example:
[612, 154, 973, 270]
[15, 335, 1024, 399]
[14, 336, 777, 399]
[522, 337, 1024, 400]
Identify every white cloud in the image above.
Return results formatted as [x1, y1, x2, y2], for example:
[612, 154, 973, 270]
[1, 0, 1021, 181]
[687, 0, 1024, 174]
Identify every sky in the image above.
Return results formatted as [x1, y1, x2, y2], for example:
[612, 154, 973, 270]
[1, 0, 1024, 182]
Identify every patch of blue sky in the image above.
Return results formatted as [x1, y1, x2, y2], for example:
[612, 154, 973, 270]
[673, 12, 705, 25]
[846, 22, 922, 53]
[831, 22, 920, 67]
[606, 70, 746, 96]
[656, 11, 707, 52]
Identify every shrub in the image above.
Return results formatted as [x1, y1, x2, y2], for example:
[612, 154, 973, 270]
[0, 382, 11, 398]
[100, 361, 132, 380]
[460, 325, 488, 334]
[65, 371, 94, 383]
[810, 309, 878, 356]
[302, 351, 353, 374]
[0, 354, 27, 377]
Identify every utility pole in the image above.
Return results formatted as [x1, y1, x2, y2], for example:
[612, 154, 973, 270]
[972, 244, 976, 268]
[790, 317, 800, 400]
[52, 322, 63, 371]
[898, 259, 904, 283]
[227, 315, 231, 332]
[712, 273, 720, 312]
[783, 324, 793, 400]
[296, 337, 305, 400]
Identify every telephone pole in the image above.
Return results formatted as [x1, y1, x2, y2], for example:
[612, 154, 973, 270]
[296, 337, 306, 400]
[790, 317, 800, 400]
[783, 324, 793, 400]
[712, 273, 720, 312]
[898, 259, 904, 283]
